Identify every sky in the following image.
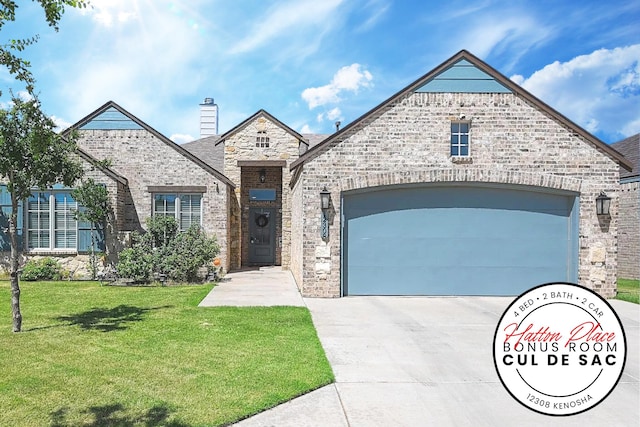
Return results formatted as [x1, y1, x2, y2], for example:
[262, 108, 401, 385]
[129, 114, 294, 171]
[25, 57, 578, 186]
[1, 0, 639, 145]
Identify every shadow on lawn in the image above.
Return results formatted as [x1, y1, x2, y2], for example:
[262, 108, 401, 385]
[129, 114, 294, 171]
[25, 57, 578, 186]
[56, 305, 172, 332]
[50, 403, 190, 427]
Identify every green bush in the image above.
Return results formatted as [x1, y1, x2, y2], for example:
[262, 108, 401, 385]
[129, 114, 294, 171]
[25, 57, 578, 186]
[116, 233, 154, 283]
[146, 215, 179, 248]
[116, 217, 219, 283]
[160, 224, 220, 282]
[21, 257, 64, 281]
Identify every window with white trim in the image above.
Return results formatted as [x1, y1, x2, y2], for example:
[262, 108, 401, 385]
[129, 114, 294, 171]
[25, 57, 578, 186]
[27, 191, 77, 250]
[256, 130, 270, 148]
[153, 194, 202, 231]
[451, 122, 470, 157]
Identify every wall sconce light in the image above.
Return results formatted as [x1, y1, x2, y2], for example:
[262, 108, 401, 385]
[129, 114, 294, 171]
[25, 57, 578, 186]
[596, 192, 611, 216]
[320, 187, 331, 239]
[259, 169, 266, 183]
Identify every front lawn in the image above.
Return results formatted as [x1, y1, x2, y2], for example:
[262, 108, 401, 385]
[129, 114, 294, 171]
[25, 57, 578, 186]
[616, 278, 639, 304]
[0, 281, 334, 426]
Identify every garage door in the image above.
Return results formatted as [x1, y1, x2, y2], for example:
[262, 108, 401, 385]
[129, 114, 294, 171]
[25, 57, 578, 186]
[342, 184, 578, 296]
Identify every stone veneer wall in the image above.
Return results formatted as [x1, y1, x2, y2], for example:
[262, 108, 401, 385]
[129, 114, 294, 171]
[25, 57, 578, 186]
[290, 175, 304, 288]
[222, 116, 301, 270]
[296, 92, 621, 298]
[76, 129, 230, 269]
[617, 181, 639, 279]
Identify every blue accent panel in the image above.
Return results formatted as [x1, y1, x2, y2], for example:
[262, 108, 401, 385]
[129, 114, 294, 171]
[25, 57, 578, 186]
[343, 185, 577, 296]
[77, 224, 105, 253]
[0, 185, 24, 251]
[79, 107, 143, 130]
[249, 189, 277, 201]
[415, 60, 512, 93]
[418, 79, 512, 93]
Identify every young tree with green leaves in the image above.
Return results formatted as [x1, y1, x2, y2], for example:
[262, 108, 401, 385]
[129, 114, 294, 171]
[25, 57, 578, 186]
[0, 95, 82, 332]
[0, 0, 88, 95]
[72, 178, 112, 279]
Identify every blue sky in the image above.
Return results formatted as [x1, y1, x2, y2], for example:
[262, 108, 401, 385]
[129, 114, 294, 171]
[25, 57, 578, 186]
[2, 0, 639, 144]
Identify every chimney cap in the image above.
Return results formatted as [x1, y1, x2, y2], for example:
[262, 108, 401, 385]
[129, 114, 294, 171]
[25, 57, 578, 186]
[202, 97, 215, 105]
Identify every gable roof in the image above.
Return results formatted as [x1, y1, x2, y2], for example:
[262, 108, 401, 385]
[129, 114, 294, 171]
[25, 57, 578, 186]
[76, 147, 128, 186]
[66, 101, 235, 188]
[291, 50, 633, 172]
[214, 109, 306, 146]
[611, 133, 639, 180]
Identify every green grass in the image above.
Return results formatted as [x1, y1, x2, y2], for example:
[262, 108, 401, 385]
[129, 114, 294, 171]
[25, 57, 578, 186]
[616, 278, 639, 304]
[0, 281, 334, 426]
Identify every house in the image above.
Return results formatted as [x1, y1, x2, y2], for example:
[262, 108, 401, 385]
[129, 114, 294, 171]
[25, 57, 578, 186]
[288, 50, 631, 298]
[611, 134, 639, 280]
[0, 50, 633, 297]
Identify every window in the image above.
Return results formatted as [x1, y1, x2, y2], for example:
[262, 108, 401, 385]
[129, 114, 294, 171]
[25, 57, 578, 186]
[451, 122, 470, 157]
[153, 194, 202, 231]
[256, 131, 270, 148]
[27, 191, 77, 250]
[249, 189, 276, 201]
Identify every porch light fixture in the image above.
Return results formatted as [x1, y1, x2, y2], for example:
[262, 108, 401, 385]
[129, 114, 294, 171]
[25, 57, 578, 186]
[320, 187, 331, 240]
[259, 169, 266, 183]
[320, 187, 331, 210]
[596, 192, 611, 216]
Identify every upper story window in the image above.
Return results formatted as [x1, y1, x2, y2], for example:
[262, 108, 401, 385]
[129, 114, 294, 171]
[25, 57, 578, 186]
[153, 194, 202, 231]
[256, 131, 270, 148]
[451, 122, 470, 157]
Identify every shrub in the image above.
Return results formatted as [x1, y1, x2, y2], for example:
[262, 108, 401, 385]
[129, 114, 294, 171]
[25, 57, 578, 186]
[21, 257, 64, 281]
[159, 224, 220, 282]
[115, 219, 219, 283]
[116, 233, 154, 283]
[146, 215, 178, 248]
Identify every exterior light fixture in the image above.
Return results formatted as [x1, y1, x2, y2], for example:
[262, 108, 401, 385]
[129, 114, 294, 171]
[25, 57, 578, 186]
[320, 187, 331, 210]
[259, 169, 266, 183]
[320, 187, 331, 239]
[596, 192, 611, 216]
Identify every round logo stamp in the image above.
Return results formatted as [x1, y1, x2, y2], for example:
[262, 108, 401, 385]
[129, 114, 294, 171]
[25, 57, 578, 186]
[493, 282, 627, 416]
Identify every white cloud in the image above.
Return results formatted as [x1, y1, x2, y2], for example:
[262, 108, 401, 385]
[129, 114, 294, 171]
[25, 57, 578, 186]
[300, 124, 313, 133]
[81, 0, 139, 27]
[51, 115, 72, 132]
[302, 64, 373, 109]
[171, 133, 196, 144]
[327, 107, 342, 121]
[511, 45, 640, 140]
[230, 0, 344, 54]
[316, 113, 324, 122]
[355, 0, 390, 32]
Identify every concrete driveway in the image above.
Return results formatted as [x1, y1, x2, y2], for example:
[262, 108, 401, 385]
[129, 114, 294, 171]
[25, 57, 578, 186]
[237, 295, 639, 427]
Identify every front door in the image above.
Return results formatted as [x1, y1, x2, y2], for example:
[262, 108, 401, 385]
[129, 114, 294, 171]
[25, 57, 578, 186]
[248, 208, 276, 265]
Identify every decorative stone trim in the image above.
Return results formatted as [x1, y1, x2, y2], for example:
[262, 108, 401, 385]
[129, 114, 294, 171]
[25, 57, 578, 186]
[338, 169, 583, 194]
[147, 185, 207, 193]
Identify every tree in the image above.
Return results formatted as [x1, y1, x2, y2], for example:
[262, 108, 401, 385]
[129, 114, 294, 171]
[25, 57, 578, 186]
[0, 1, 88, 95]
[0, 95, 82, 332]
[72, 178, 112, 279]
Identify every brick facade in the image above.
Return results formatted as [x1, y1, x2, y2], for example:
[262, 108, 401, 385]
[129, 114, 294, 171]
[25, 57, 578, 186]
[76, 129, 231, 269]
[618, 181, 639, 279]
[291, 91, 621, 297]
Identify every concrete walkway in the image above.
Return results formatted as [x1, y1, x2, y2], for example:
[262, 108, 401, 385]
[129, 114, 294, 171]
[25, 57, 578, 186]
[198, 266, 304, 307]
[199, 271, 640, 427]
